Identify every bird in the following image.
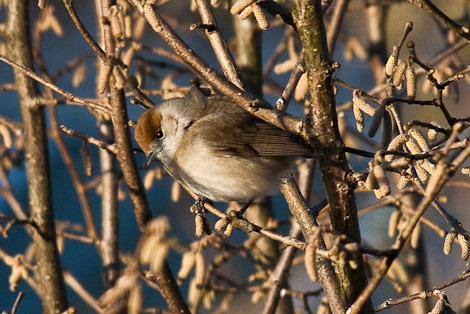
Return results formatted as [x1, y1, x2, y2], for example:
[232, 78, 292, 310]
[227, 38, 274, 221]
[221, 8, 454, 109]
[134, 87, 314, 205]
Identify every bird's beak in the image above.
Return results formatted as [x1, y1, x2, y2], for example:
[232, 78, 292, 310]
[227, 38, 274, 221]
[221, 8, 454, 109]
[145, 149, 158, 170]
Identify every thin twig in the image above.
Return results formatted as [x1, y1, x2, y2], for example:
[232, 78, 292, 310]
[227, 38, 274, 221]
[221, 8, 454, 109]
[277, 51, 305, 111]
[194, 0, 244, 89]
[64, 271, 104, 313]
[0, 56, 112, 115]
[375, 268, 470, 311]
[183, 186, 307, 250]
[62, 0, 106, 60]
[262, 28, 295, 80]
[326, 0, 351, 54]
[10, 291, 25, 314]
[408, 0, 470, 40]
[49, 104, 99, 240]
[60, 125, 118, 154]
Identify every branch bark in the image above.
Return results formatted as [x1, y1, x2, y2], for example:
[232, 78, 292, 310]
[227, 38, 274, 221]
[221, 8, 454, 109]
[281, 177, 347, 314]
[5, 0, 68, 313]
[95, 0, 120, 291]
[195, 0, 245, 89]
[293, 0, 373, 312]
[97, 2, 189, 313]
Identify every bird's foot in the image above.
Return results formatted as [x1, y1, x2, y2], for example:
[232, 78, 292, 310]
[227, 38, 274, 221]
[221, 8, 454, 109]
[190, 196, 212, 214]
[227, 199, 253, 220]
[190, 196, 213, 237]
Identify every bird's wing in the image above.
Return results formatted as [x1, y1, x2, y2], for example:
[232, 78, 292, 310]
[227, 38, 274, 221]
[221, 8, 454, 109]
[192, 112, 314, 158]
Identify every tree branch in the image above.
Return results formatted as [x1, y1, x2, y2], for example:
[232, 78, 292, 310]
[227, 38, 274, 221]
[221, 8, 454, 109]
[5, 1, 68, 313]
[293, 0, 372, 312]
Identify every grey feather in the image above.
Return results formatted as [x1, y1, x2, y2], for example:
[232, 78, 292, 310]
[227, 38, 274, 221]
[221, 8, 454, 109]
[187, 97, 314, 158]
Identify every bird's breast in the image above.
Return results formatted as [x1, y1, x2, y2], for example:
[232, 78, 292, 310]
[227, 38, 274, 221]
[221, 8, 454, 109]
[167, 145, 293, 203]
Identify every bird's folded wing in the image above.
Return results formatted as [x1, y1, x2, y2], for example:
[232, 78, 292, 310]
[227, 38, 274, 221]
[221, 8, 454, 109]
[194, 112, 314, 158]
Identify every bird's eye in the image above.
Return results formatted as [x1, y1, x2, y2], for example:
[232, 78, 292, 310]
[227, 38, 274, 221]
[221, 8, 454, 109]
[156, 129, 164, 139]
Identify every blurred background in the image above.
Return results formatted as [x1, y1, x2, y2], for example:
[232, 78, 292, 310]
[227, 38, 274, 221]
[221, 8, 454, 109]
[1, 0, 470, 313]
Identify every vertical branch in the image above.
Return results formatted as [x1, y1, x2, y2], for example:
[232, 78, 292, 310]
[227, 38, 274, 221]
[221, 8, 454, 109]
[5, 1, 68, 313]
[233, 16, 262, 96]
[109, 68, 188, 312]
[195, 0, 245, 89]
[98, 1, 188, 312]
[366, 0, 388, 83]
[293, 0, 372, 312]
[233, 14, 294, 314]
[99, 119, 120, 288]
[262, 161, 319, 314]
[281, 177, 347, 314]
[108, 61, 153, 231]
[326, 0, 350, 54]
[94, 0, 120, 290]
[109, 76, 152, 229]
[96, 1, 151, 230]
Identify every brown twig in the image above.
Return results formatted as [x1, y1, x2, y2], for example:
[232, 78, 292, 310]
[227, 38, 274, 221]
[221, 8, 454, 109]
[50, 105, 99, 240]
[276, 51, 305, 111]
[326, 0, 351, 54]
[262, 28, 294, 80]
[294, 0, 372, 311]
[357, 195, 446, 237]
[261, 160, 316, 314]
[10, 291, 25, 314]
[102, 13, 152, 233]
[59, 125, 118, 154]
[375, 268, 470, 311]
[0, 169, 27, 220]
[100, 3, 189, 313]
[184, 186, 307, 250]
[63, 271, 104, 313]
[281, 177, 348, 314]
[62, 0, 106, 60]
[49, 53, 95, 82]
[194, 0, 244, 89]
[261, 222, 301, 314]
[140, 45, 186, 65]
[408, 0, 470, 40]
[5, 1, 69, 312]
[0, 56, 112, 115]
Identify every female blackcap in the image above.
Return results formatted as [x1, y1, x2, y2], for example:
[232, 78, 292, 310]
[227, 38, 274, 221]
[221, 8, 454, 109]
[134, 87, 313, 203]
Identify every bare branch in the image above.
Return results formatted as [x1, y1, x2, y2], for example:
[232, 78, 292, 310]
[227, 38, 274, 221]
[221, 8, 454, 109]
[0, 56, 112, 115]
